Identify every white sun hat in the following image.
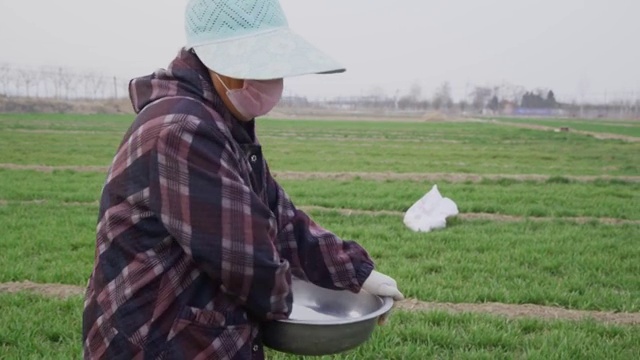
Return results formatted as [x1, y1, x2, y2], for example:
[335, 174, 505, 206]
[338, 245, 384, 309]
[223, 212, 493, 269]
[185, 0, 346, 80]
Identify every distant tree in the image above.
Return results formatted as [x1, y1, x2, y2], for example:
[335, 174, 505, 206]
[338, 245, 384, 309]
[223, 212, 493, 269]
[471, 86, 492, 112]
[488, 95, 499, 112]
[521, 91, 548, 108]
[496, 83, 526, 103]
[18, 69, 38, 98]
[86, 73, 107, 99]
[0, 63, 10, 96]
[397, 82, 423, 110]
[48, 67, 64, 99]
[521, 92, 532, 108]
[39, 67, 54, 98]
[546, 90, 557, 108]
[433, 82, 453, 110]
[409, 82, 422, 101]
[521, 92, 528, 107]
[366, 86, 386, 100]
[416, 99, 430, 110]
[459, 100, 468, 113]
[360, 86, 392, 109]
[397, 95, 415, 110]
[57, 68, 75, 99]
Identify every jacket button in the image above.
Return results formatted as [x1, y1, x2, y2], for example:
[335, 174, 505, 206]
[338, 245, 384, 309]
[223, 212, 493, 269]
[252, 344, 259, 352]
[250, 155, 258, 163]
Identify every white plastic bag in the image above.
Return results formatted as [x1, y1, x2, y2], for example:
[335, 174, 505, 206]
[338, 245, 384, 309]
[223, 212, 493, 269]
[403, 185, 459, 232]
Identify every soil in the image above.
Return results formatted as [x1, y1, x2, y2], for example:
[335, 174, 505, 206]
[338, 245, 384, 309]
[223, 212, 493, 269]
[2, 200, 636, 225]
[395, 299, 640, 325]
[300, 205, 404, 217]
[6, 129, 120, 135]
[0, 281, 85, 299]
[2, 281, 638, 325]
[1, 165, 638, 183]
[0, 199, 99, 207]
[0, 163, 109, 173]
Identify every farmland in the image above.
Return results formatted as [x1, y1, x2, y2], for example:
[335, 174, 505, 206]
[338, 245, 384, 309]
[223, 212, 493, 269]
[0, 113, 639, 359]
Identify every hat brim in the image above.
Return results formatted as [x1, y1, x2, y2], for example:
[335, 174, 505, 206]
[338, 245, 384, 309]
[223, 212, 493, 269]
[192, 28, 345, 80]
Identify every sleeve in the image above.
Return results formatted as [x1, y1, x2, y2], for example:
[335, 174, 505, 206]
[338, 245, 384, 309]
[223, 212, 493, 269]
[265, 165, 375, 292]
[148, 116, 291, 321]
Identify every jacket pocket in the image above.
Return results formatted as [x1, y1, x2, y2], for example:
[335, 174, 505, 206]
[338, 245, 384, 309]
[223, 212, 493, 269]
[85, 327, 144, 360]
[165, 307, 255, 359]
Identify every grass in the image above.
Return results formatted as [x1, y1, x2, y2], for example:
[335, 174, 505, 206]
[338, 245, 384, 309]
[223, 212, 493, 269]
[269, 311, 640, 360]
[2, 169, 638, 220]
[0, 113, 132, 132]
[2, 202, 638, 312]
[257, 118, 640, 175]
[0, 131, 122, 166]
[279, 178, 640, 219]
[0, 294, 82, 359]
[1, 293, 638, 359]
[0, 113, 638, 358]
[496, 117, 640, 138]
[0, 169, 105, 203]
[1, 116, 639, 176]
[310, 212, 640, 312]
[0, 203, 96, 286]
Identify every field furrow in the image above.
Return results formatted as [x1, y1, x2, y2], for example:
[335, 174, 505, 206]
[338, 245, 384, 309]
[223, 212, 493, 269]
[2, 199, 638, 225]
[2, 282, 639, 325]
[2, 163, 639, 183]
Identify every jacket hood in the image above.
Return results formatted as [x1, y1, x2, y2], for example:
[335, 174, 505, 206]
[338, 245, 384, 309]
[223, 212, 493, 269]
[129, 49, 217, 114]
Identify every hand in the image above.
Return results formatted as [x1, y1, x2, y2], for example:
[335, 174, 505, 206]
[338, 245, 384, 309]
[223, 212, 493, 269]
[362, 270, 404, 301]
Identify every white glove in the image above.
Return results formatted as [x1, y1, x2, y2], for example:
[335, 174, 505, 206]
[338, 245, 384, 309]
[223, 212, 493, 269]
[362, 270, 404, 301]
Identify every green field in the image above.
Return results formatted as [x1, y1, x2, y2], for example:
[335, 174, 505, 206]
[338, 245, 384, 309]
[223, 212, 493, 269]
[1, 114, 638, 175]
[0, 114, 638, 359]
[495, 117, 640, 138]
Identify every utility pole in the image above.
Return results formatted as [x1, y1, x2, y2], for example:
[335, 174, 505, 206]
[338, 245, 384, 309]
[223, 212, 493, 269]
[113, 76, 118, 99]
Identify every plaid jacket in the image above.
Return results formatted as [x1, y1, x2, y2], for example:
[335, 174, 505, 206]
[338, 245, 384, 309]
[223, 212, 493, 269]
[82, 49, 374, 360]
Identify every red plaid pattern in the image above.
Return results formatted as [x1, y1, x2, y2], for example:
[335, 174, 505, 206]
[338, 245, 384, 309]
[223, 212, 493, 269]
[82, 49, 374, 359]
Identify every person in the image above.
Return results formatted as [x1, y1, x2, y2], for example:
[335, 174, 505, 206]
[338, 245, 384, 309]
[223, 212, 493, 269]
[82, 0, 403, 358]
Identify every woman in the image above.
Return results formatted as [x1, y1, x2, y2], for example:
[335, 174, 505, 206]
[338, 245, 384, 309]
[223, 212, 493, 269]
[83, 0, 402, 358]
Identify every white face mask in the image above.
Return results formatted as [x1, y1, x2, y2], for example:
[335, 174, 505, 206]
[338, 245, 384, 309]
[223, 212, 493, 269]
[215, 73, 284, 120]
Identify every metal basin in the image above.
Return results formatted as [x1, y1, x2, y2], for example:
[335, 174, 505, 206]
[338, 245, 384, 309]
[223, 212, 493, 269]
[262, 278, 394, 356]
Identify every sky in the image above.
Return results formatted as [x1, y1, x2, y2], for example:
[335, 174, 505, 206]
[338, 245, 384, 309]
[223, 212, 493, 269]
[0, 0, 639, 102]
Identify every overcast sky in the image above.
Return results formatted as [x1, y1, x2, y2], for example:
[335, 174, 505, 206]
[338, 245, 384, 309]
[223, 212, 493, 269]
[1, 0, 638, 102]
